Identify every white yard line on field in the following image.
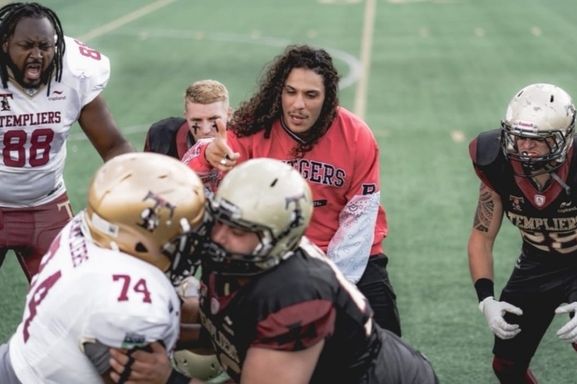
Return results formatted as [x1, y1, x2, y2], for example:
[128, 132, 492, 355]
[353, 0, 377, 120]
[78, 0, 177, 42]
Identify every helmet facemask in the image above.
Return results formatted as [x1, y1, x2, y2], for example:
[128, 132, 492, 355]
[202, 198, 290, 277]
[163, 219, 207, 286]
[501, 120, 574, 176]
[200, 158, 313, 277]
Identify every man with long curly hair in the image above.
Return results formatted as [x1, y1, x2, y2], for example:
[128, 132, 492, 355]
[182, 44, 400, 336]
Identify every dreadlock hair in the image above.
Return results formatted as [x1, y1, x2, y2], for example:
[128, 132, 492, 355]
[230, 44, 341, 158]
[0, 2, 65, 95]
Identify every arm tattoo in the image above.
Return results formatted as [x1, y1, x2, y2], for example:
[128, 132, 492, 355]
[473, 184, 494, 232]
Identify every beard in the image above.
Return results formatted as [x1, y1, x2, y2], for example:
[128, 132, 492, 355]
[6, 59, 53, 90]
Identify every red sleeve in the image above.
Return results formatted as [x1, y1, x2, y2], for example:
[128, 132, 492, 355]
[349, 122, 380, 200]
[181, 139, 221, 194]
[181, 130, 253, 170]
[350, 121, 388, 245]
[252, 300, 335, 352]
[182, 132, 254, 194]
[182, 138, 213, 174]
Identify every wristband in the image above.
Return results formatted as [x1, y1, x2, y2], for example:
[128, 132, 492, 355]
[166, 369, 191, 384]
[474, 278, 494, 302]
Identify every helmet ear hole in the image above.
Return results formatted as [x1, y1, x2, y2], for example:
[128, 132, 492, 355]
[135, 242, 148, 253]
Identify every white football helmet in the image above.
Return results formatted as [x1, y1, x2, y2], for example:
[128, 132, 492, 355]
[501, 83, 576, 175]
[173, 351, 225, 381]
[83, 152, 206, 286]
[204, 158, 313, 276]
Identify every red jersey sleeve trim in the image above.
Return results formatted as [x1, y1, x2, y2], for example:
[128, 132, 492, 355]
[252, 299, 335, 351]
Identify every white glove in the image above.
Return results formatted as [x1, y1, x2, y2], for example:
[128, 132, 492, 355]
[177, 276, 201, 299]
[479, 296, 523, 340]
[555, 302, 577, 343]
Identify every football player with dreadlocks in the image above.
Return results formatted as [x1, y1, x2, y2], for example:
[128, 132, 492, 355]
[0, 152, 206, 384]
[0, 2, 134, 281]
[108, 158, 438, 384]
[469, 83, 577, 383]
[182, 44, 401, 336]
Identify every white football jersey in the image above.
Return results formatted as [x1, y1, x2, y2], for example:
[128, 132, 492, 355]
[8, 214, 181, 384]
[0, 36, 110, 207]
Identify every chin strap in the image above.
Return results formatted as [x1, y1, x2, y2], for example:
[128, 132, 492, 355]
[524, 160, 572, 195]
[551, 171, 571, 195]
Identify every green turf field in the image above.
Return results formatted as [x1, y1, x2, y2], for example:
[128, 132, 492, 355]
[1, 0, 577, 382]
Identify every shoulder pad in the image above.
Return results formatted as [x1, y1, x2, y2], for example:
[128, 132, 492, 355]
[149, 117, 186, 135]
[60, 36, 110, 105]
[146, 117, 187, 156]
[62, 36, 110, 80]
[473, 129, 502, 166]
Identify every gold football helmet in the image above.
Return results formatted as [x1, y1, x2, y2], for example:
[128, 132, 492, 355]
[204, 158, 313, 276]
[83, 152, 206, 285]
[501, 83, 576, 175]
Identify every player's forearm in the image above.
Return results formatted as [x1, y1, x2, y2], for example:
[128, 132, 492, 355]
[175, 323, 205, 351]
[468, 230, 495, 282]
[102, 141, 136, 161]
[182, 140, 214, 172]
[327, 195, 378, 284]
[468, 231, 496, 302]
[327, 242, 370, 284]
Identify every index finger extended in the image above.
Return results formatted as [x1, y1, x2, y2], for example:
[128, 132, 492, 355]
[215, 118, 228, 140]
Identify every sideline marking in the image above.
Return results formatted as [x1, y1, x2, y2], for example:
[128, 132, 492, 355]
[65, 28, 362, 142]
[68, 28, 363, 141]
[78, 0, 177, 42]
[101, 28, 362, 90]
[354, 0, 377, 120]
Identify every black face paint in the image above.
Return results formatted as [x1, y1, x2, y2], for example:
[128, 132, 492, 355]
[192, 123, 200, 134]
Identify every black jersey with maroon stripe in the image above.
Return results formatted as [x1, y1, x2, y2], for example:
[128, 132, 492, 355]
[198, 238, 378, 383]
[469, 129, 577, 257]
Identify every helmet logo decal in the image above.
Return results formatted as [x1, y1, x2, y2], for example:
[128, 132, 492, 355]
[285, 193, 307, 229]
[138, 191, 176, 232]
[513, 120, 538, 132]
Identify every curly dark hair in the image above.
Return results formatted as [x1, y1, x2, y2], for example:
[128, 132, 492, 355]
[230, 44, 341, 158]
[0, 2, 65, 95]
